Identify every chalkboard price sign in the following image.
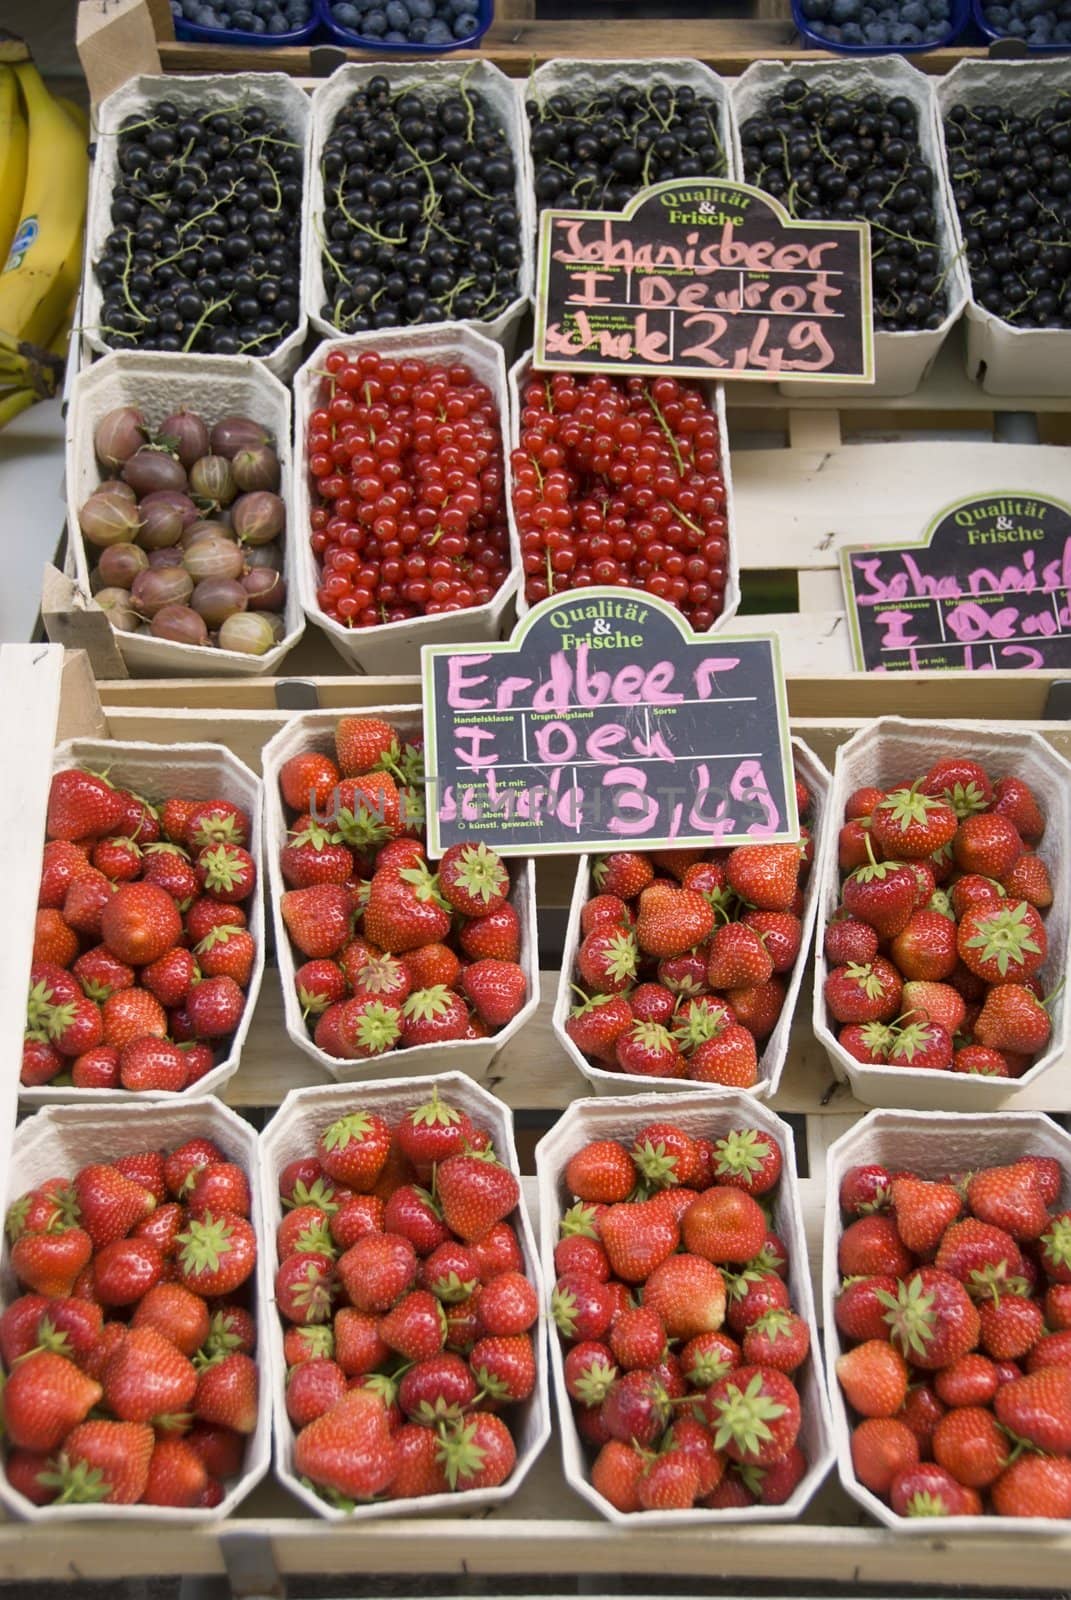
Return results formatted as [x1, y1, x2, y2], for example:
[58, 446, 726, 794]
[421, 589, 798, 858]
[534, 177, 874, 383]
[841, 491, 1071, 673]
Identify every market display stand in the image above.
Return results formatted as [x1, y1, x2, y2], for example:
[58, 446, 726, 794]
[1, 646, 1070, 1590]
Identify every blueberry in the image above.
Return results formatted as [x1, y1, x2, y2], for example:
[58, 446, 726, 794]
[362, 7, 387, 28]
[386, 1, 410, 23]
[267, 10, 290, 25]
[840, 19, 864, 36]
[383, 27, 407, 36]
[409, 0, 434, 14]
[452, 11, 477, 30]
[333, 2, 360, 18]
[408, 16, 429, 34]
[424, 16, 452, 36]
[863, 18, 891, 36]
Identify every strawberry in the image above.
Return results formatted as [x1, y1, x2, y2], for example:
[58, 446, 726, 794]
[934, 1352, 1000, 1408]
[93, 1237, 164, 1306]
[705, 1365, 800, 1466]
[21, 1037, 63, 1087]
[98, 989, 167, 1051]
[437, 841, 509, 918]
[38, 839, 95, 909]
[45, 994, 104, 1058]
[954, 813, 1023, 879]
[470, 1333, 536, 1402]
[995, 1365, 1071, 1454]
[726, 979, 785, 1041]
[139, 946, 197, 1010]
[687, 1024, 758, 1088]
[195, 925, 255, 987]
[186, 1162, 250, 1219]
[281, 884, 354, 959]
[187, 975, 246, 1038]
[42, 1419, 154, 1505]
[131, 1283, 210, 1357]
[655, 951, 708, 998]
[436, 1152, 518, 1243]
[992, 1453, 1071, 1519]
[564, 1340, 618, 1406]
[705, 923, 774, 989]
[636, 1451, 701, 1511]
[119, 1037, 188, 1092]
[286, 1358, 347, 1428]
[602, 1369, 673, 1447]
[32, 908, 79, 968]
[608, 1306, 666, 1371]
[968, 1161, 1050, 1241]
[1002, 852, 1053, 909]
[475, 1269, 538, 1338]
[47, 769, 125, 840]
[836, 1339, 910, 1418]
[879, 1268, 980, 1370]
[890, 1175, 962, 1255]
[176, 1212, 257, 1297]
[958, 899, 1046, 984]
[279, 751, 341, 814]
[348, 951, 411, 1007]
[838, 1214, 914, 1278]
[73, 1163, 156, 1248]
[630, 1122, 702, 1189]
[835, 1275, 900, 1344]
[600, 1198, 679, 1284]
[102, 1325, 197, 1425]
[575, 925, 638, 995]
[838, 819, 872, 873]
[870, 786, 957, 860]
[565, 993, 634, 1064]
[62, 869, 115, 939]
[185, 800, 249, 851]
[921, 758, 993, 818]
[991, 776, 1045, 844]
[741, 1308, 810, 1373]
[92, 834, 141, 881]
[1, 1350, 101, 1451]
[682, 1188, 766, 1263]
[838, 1021, 893, 1064]
[317, 1111, 391, 1192]
[382, 1186, 449, 1256]
[363, 863, 451, 952]
[72, 945, 135, 1003]
[642, 1254, 727, 1340]
[839, 1164, 893, 1216]
[900, 980, 966, 1037]
[889, 911, 958, 983]
[314, 996, 402, 1060]
[397, 1351, 476, 1425]
[459, 958, 526, 1028]
[634, 882, 714, 958]
[280, 823, 353, 890]
[564, 1140, 636, 1204]
[725, 843, 800, 912]
[890, 1462, 980, 1517]
[12, 1228, 93, 1299]
[742, 910, 802, 974]
[975, 984, 1051, 1056]
[333, 715, 400, 778]
[398, 986, 468, 1046]
[580, 895, 633, 939]
[394, 1087, 474, 1179]
[437, 1412, 515, 1492]
[711, 1128, 783, 1196]
[278, 1204, 335, 1261]
[140, 845, 199, 908]
[275, 1254, 337, 1325]
[592, 852, 653, 899]
[935, 1218, 1024, 1302]
[294, 959, 347, 1019]
[338, 1233, 417, 1313]
[193, 1350, 258, 1433]
[551, 1272, 615, 1344]
[824, 959, 902, 1025]
[842, 855, 917, 937]
[614, 1019, 683, 1079]
[629, 982, 675, 1025]
[141, 1439, 208, 1508]
[590, 1439, 645, 1513]
[1039, 1211, 1071, 1284]
[886, 1019, 954, 1073]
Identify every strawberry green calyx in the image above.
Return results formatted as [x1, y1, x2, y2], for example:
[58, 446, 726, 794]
[599, 930, 639, 986]
[878, 784, 945, 833]
[854, 837, 909, 883]
[201, 1309, 249, 1362]
[472, 1363, 513, 1404]
[446, 842, 508, 906]
[748, 1241, 789, 1276]
[942, 780, 991, 819]
[410, 1393, 467, 1428]
[399, 862, 450, 912]
[928, 891, 955, 921]
[298, 984, 332, 1019]
[399, 785, 426, 832]
[570, 987, 612, 1019]
[198, 845, 248, 897]
[631, 1136, 684, 1190]
[559, 1202, 600, 1240]
[195, 924, 245, 955]
[888, 1021, 938, 1064]
[288, 820, 341, 851]
[284, 1177, 338, 1214]
[176, 1213, 239, 1278]
[292, 1325, 335, 1360]
[429, 1269, 479, 1304]
[550, 1282, 585, 1338]
[709, 1370, 788, 1456]
[362, 1371, 401, 1407]
[26, 979, 61, 1032]
[683, 1348, 735, 1387]
[288, 1218, 336, 1259]
[4, 1194, 31, 1244]
[572, 1355, 618, 1407]
[967, 1265, 1027, 1306]
[303, 1478, 358, 1513]
[748, 1308, 795, 1343]
[143, 841, 190, 857]
[857, 1022, 896, 1059]
[353, 956, 406, 998]
[723, 1265, 765, 1304]
[1042, 1215, 1071, 1275]
[903, 1490, 952, 1518]
[629, 1020, 674, 1053]
[409, 1083, 464, 1131]
[322, 1111, 382, 1157]
[38, 1455, 113, 1505]
[963, 902, 1044, 979]
[735, 1460, 771, 1498]
[714, 1129, 776, 1184]
[34, 1316, 77, 1360]
[435, 1417, 489, 1491]
[673, 1007, 727, 1051]
[396, 742, 425, 786]
[334, 801, 391, 849]
[845, 962, 891, 1002]
[403, 986, 458, 1024]
[876, 1275, 937, 1360]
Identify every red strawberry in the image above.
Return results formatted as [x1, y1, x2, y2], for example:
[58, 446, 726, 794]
[393, 1086, 474, 1179]
[552, 1272, 614, 1343]
[437, 1411, 515, 1492]
[47, 769, 125, 841]
[457, 903, 520, 964]
[600, 1198, 679, 1284]
[1002, 852, 1053, 909]
[438, 842, 509, 917]
[576, 926, 638, 995]
[626, 982, 675, 1025]
[991, 776, 1045, 844]
[642, 1254, 726, 1341]
[995, 1365, 1071, 1454]
[870, 786, 957, 860]
[879, 1268, 981, 1370]
[281, 884, 354, 959]
[131, 1283, 210, 1357]
[886, 1019, 954, 1073]
[954, 813, 1023, 879]
[436, 1153, 518, 1243]
[459, 959, 526, 1029]
[12, 1228, 94, 1299]
[286, 1358, 347, 1429]
[186, 1162, 250, 1219]
[564, 1140, 637, 1204]
[176, 1212, 257, 1297]
[72, 945, 135, 1003]
[142, 845, 200, 907]
[100, 881, 183, 967]
[194, 925, 255, 987]
[193, 1350, 258, 1433]
[921, 758, 994, 818]
[842, 855, 917, 937]
[44, 1419, 154, 1505]
[824, 959, 902, 1025]
[742, 1308, 810, 1374]
[294, 959, 347, 1019]
[333, 715, 400, 778]
[897, 1382, 946, 1454]
[45, 993, 104, 1058]
[101, 988, 168, 1049]
[279, 751, 341, 814]
[363, 863, 451, 952]
[682, 1187, 766, 1263]
[314, 996, 402, 1060]
[824, 911, 880, 968]
[102, 1325, 196, 1424]
[835, 1275, 900, 1343]
[741, 910, 802, 975]
[280, 823, 354, 890]
[851, 1417, 920, 1498]
[992, 1453, 1071, 1519]
[317, 1111, 391, 1192]
[399, 986, 469, 1046]
[839, 1164, 893, 1215]
[705, 1365, 801, 1466]
[687, 1023, 758, 1088]
[974, 984, 1051, 1056]
[890, 1462, 980, 1517]
[835, 1340, 910, 1418]
[891, 1175, 962, 1255]
[889, 911, 958, 983]
[635, 882, 714, 958]
[838, 1214, 914, 1278]
[838, 1021, 893, 1064]
[187, 975, 246, 1038]
[38, 839, 94, 909]
[293, 1389, 400, 1502]
[958, 900, 1046, 984]
[62, 869, 115, 939]
[185, 800, 249, 852]
[469, 1333, 536, 1403]
[710, 1128, 782, 1195]
[119, 1036, 189, 1092]
[705, 923, 774, 988]
[275, 1254, 336, 1326]
[900, 980, 966, 1037]
[73, 1164, 156, 1248]
[592, 852, 653, 899]
[92, 834, 141, 881]
[725, 844, 800, 912]
[615, 1020, 683, 1079]
[32, 908, 79, 968]
[968, 1162, 1050, 1241]
[934, 1352, 1000, 1408]
[565, 992, 634, 1064]
[935, 1218, 1024, 1301]
[602, 1369, 673, 1447]
[338, 1233, 417, 1314]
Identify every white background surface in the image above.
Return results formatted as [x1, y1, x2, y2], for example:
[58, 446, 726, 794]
[0, 398, 66, 644]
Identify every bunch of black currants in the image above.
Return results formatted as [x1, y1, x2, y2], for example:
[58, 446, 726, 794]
[93, 101, 303, 356]
[739, 81, 948, 334]
[944, 100, 1071, 328]
[319, 76, 522, 333]
[527, 79, 726, 213]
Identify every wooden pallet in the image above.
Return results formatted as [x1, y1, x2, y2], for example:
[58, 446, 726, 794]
[2, 647, 1070, 1587]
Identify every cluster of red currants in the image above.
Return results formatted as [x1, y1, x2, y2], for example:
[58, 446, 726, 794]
[511, 372, 729, 628]
[309, 350, 512, 629]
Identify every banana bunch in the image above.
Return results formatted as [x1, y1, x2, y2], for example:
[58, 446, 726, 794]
[0, 37, 89, 428]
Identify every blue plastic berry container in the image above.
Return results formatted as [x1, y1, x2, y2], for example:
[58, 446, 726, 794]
[172, 5, 319, 44]
[314, 0, 492, 52]
[792, 0, 969, 51]
[971, 0, 1071, 50]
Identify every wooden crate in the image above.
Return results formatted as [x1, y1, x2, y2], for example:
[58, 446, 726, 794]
[4, 644, 1071, 1584]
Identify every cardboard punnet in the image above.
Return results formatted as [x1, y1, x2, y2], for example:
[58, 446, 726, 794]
[85, 75, 310, 380]
[936, 59, 1071, 397]
[823, 1108, 1071, 1533]
[535, 1091, 834, 1525]
[730, 59, 969, 400]
[551, 738, 829, 1100]
[259, 1073, 551, 1520]
[66, 351, 303, 679]
[292, 327, 519, 676]
[23, 737, 265, 1106]
[261, 707, 539, 1083]
[0, 1099, 271, 1521]
[812, 717, 1071, 1110]
[305, 63, 533, 354]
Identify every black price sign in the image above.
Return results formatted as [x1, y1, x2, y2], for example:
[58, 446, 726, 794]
[841, 491, 1071, 673]
[534, 178, 874, 383]
[421, 589, 797, 858]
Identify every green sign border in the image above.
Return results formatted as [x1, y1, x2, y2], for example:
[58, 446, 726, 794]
[533, 177, 875, 385]
[421, 587, 799, 859]
[839, 486, 1071, 673]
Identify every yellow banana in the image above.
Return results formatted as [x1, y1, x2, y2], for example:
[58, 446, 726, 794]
[0, 56, 88, 350]
[0, 65, 28, 271]
[0, 386, 35, 427]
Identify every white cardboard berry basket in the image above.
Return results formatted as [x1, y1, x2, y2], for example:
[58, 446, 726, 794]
[0, 1099, 271, 1522]
[21, 737, 266, 1107]
[535, 1090, 834, 1526]
[551, 737, 829, 1101]
[66, 350, 304, 679]
[261, 707, 539, 1084]
[305, 62, 534, 355]
[292, 326, 520, 677]
[85, 75, 310, 381]
[824, 1107, 1071, 1535]
[935, 59, 1071, 397]
[730, 59, 969, 400]
[259, 1072, 551, 1521]
[506, 350, 740, 630]
[811, 717, 1071, 1112]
